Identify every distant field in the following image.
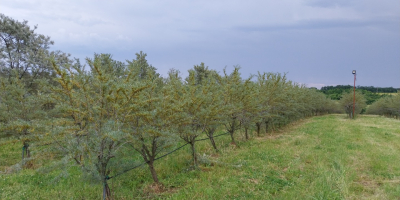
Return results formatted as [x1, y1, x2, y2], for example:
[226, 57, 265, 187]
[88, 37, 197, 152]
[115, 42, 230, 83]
[1, 114, 400, 199]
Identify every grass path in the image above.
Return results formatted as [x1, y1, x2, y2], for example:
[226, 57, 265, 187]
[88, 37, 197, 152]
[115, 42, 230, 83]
[1, 114, 400, 199]
[164, 115, 400, 199]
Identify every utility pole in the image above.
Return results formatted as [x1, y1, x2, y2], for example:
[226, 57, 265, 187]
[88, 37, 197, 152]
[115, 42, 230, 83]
[352, 70, 356, 119]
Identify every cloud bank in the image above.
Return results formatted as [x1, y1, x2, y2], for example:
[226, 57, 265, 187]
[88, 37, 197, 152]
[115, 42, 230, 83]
[2, 0, 399, 87]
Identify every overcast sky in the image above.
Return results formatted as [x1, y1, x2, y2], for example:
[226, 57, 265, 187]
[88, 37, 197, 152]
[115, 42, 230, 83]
[2, 0, 399, 88]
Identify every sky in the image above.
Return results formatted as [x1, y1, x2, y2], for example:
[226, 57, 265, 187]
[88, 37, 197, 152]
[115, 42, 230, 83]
[2, 0, 399, 88]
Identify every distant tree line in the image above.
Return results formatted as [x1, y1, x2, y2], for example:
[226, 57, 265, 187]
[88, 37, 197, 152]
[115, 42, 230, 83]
[319, 85, 398, 104]
[357, 86, 399, 93]
[321, 85, 398, 93]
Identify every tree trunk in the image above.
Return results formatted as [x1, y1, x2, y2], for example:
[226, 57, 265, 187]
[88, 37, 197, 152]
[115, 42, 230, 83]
[245, 127, 249, 140]
[209, 136, 218, 152]
[206, 127, 218, 152]
[138, 138, 160, 183]
[103, 181, 112, 200]
[190, 141, 197, 166]
[22, 142, 30, 160]
[26, 146, 30, 158]
[230, 131, 236, 145]
[148, 161, 159, 183]
[265, 120, 269, 134]
[256, 122, 261, 137]
[22, 145, 25, 160]
[272, 122, 275, 132]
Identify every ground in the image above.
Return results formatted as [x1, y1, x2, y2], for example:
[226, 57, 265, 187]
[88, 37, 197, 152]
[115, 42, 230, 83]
[1, 114, 399, 199]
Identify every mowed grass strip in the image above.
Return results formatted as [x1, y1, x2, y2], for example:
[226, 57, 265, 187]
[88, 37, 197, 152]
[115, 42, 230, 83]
[1, 114, 400, 199]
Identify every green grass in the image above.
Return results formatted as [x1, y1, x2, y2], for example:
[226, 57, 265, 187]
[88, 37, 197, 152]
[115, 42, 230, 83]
[1, 114, 400, 199]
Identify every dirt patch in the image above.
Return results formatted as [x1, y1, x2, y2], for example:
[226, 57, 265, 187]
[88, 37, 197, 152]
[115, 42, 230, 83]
[353, 180, 381, 189]
[143, 183, 166, 194]
[210, 153, 219, 158]
[355, 180, 400, 187]
[141, 183, 180, 199]
[255, 134, 284, 141]
[249, 178, 260, 184]
[199, 166, 213, 172]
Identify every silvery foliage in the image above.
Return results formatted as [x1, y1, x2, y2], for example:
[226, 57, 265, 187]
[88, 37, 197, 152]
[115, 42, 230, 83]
[0, 14, 71, 81]
[42, 54, 146, 185]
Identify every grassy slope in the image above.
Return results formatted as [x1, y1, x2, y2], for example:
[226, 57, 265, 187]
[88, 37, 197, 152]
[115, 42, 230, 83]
[1, 114, 400, 199]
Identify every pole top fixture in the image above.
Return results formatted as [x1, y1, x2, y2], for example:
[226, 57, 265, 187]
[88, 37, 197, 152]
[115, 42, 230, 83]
[352, 70, 356, 74]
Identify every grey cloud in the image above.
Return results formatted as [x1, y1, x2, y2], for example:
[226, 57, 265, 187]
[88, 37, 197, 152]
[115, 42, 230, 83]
[1, 0, 36, 9]
[2, 0, 399, 88]
[34, 12, 111, 27]
[59, 15, 110, 27]
[304, 0, 353, 8]
[234, 18, 399, 32]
